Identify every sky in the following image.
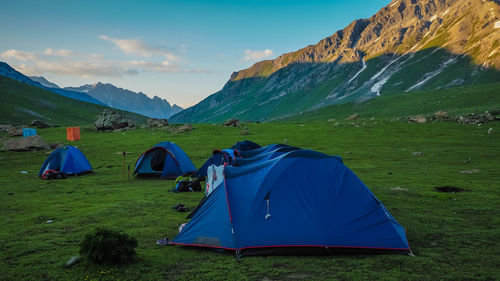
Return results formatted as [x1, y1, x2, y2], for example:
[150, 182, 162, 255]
[0, 0, 390, 108]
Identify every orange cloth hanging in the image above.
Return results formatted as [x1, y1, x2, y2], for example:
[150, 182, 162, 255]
[66, 127, 81, 141]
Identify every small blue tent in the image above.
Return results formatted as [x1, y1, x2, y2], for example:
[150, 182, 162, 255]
[38, 145, 92, 177]
[173, 149, 410, 256]
[134, 142, 196, 179]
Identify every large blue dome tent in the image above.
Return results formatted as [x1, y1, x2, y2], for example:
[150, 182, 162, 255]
[172, 149, 411, 256]
[38, 145, 92, 178]
[134, 142, 196, 179]
[194, 142, 288, 178]
[237, 143, 288, 158]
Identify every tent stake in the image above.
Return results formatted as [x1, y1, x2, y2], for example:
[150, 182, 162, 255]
[122, 151, 126, 180]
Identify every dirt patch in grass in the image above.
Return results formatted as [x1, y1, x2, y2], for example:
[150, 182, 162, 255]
[435, 186, 464, 193]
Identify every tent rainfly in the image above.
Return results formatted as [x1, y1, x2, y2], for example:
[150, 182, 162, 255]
[173, 149, 411, 256]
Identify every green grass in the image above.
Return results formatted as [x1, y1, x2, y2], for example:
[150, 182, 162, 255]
[0, 76, 147, 126]
[283, 83, 500, 122]
[1, 120, 499, 280]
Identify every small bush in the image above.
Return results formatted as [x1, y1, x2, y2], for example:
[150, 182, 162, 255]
[79, 228, 138, 264]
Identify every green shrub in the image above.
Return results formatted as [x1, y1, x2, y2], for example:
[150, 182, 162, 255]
[79, 228, 138, 264]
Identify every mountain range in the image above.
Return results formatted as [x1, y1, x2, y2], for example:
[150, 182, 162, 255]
[65, 83, 182, 119]
[0, 62, 182, 119]
[170, 0, 500, 123]
[0, 62, 105, 106]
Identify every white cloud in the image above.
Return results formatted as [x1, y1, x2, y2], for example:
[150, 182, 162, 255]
[1, 47, 206, 78]
[1, 49, 37, 61]
[242, 49, 274, 61]
[43, 48, 76, 57]
[99, 35, 178, 61]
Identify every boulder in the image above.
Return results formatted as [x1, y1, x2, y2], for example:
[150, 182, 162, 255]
[8, 127, 23, 137]
[456, 111, 499, 125]
[31, 120, 50, 128]
[50, 142, 63, 149]
[347, 114, 360, 120]
[0, 124, 12, 133]
[169, 124, 194, 134]
[147, 118, 169, 127]
[224, 119, 240, 127]
[2, 135, 50, 151]
[94, 109, 133, 131]
[408, 116, 427, 123]
[432, 111, 449, 120]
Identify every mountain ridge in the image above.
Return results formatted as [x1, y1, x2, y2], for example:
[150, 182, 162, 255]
[65, 82, 183, 119]
[0, 62, 105, 106]
[0, 62, 182, 119]
[171, 0, 500, 123]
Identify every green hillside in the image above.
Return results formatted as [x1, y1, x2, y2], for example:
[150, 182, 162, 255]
[282, 83, 500, 122]
[0, 76, 147, 126]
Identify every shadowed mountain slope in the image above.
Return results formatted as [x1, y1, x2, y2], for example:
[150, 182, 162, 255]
[171, 0, 500, 123]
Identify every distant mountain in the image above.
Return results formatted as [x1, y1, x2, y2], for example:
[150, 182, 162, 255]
[171, 0, 500, 123]
[0, 75, 147, 126]
[0, 62, 105, 106]
[65, 82, 183, 119]
[29, 76, 60, 88]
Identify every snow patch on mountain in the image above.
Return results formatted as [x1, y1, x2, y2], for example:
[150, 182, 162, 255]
[347, 59, 367, 84]
[371, 77, 390, 96]
[405, 57, 458, 92]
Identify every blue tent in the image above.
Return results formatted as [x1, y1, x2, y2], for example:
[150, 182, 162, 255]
[173, 149, 410, 256]
[194, 144, 290, 178]
[238, 143, 287, 158]
[193, 150, 233, 178]
[38, 145, 92, 177]
[232, 146, 300, 167]
[231, 140, 261, 152]
[134, 142, 196, 179]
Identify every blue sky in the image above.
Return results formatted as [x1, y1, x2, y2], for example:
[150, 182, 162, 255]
[0, 0, 390, 107]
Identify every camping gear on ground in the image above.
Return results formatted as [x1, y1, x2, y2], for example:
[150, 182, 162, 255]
[41, 170, 67, 180]
[66, 127, 80, 141]
[156, 237, 171, 246]
[38, 145, 92, 178]
[172, 177, 203, 192]
[231, 140, 261, 152]
[172, 204, 189, 212]
[22, 128, 37, 137]
[134, 142, 196, 179]
[172, 149, 411, 256]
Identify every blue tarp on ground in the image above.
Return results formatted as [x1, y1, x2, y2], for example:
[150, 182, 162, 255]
[22, 128, 36, 137]
[38, 145, 92, 177]
[173, 149, 410, 255]
[134, 142, 196, 179]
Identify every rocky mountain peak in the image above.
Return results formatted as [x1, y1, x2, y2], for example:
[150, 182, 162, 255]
[171, 0, 499, 123]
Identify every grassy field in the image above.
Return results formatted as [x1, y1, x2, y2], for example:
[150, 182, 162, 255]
[282, 82, 500, 122]
[0, 120, 499, 280]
